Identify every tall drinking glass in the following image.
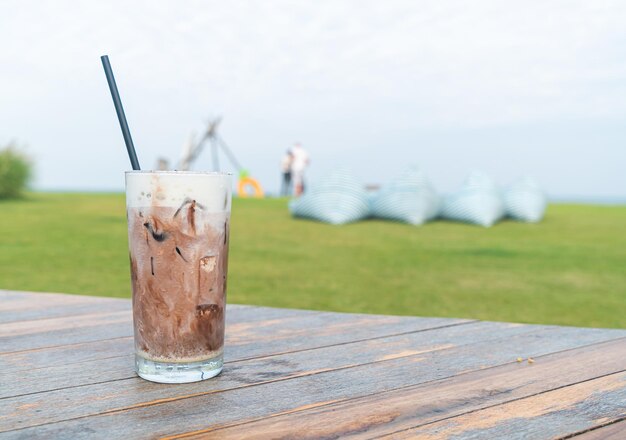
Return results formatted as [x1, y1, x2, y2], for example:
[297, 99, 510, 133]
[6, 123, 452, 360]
[125, 171, 231, 383]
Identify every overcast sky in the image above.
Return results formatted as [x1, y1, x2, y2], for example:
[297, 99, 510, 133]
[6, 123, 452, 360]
[1, 0, 625, 199]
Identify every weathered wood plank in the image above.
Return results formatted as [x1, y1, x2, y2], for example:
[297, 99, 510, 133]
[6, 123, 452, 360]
[0, 300, 130, 324]
[0, 290, 127, 312]
[218, 312, 471, 362]
[0, 305, 277, 371]
[0, 311, 134, 353]
[0, 303, 308, 354]
[0, 290, 102, 307]
[0, 305, 288, 383]
[383, 370, 626, 440]
[159, 338, 626, 440]
[0, 290, 43, 303]
[569, 419, 626, 440]
[0, 291, 246, 324]
[0, 337, 134, 372]
[0, 311, 133, 338]
[0, 304, 468, 359]
[0, 320, 527, 398]
[2, 329, 623, 437]
[0, 291, 131, 327]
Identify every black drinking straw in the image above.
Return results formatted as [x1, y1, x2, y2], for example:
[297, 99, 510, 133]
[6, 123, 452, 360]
[101, 55, 141, 170]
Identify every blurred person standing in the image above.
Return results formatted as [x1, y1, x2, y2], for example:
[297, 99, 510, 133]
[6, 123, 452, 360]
[280, 150, 293, 196]
[291, 143, 310, 196]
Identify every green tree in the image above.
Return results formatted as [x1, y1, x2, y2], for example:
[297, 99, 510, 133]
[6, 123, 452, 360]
[0, 145, 33, 198]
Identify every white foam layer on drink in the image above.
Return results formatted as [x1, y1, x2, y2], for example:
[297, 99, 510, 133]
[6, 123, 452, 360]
[126, 171, 232, 212]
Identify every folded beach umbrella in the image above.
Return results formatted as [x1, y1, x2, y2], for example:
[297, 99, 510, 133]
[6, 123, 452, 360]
[369, 168, 440, 225]
[289, 168, 370, 225]
[504, 176, 547, 223]
[441, 172, 505, 227]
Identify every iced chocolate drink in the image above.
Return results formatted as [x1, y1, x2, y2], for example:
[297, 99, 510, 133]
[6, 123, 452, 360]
[126, 171, 231, 383]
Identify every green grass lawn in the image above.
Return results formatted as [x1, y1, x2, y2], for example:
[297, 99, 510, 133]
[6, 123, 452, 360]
[1, 193, 625, 328]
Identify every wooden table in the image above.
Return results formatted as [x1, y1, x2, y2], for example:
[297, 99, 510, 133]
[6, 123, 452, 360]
[1, 290, 625, 439]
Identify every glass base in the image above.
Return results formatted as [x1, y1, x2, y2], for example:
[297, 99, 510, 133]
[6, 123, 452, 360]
[135, 353, 223, 384]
